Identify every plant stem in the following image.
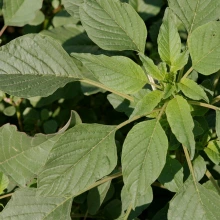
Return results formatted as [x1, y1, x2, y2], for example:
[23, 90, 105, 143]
[124, 204, 132, 220]
[0, 193, 13, 200]
[0, 25, 7, 37]
[188, 100, 220, 111]
[80, 79, 134, 102]
[182, 67, 194, 79]
[213, 71, 220, 91]
[157, 101, 168, 121]
[83, 210, 89, 220]
[212, 95, 220, 104]
[147, 75, 156, 90]
[205, 169, 220, 195]
[16, 105, 23, 131]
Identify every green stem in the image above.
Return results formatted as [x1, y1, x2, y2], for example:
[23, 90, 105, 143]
[80, 79, 134, 102]
[213, 71, 220, 92]
[212, 95, 220, 104]
[205, 169, 220, 195]
[188, 101, 220, 111]
[182, 67, 194, 79]
[124, 204, 132, 220]
[0, 25, 7, 37]
[0, 193, 13, 200]
[83, 210, 89, 220]
[156, 102, 168, 121]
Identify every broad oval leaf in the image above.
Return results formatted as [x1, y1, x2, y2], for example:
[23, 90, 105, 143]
[168, 183, 220, 220]
[38, 124, 117, 197]
[0, 188, 72, 220]
[166, 96, 195, 159]
[122, 120, 168, 207]
[3, 0, 43, 26]
[0, 34, 81, 98]
[179, 78, 209, 102]
[130, 90, 163, 118]
[188, 21, 220, 75]
[168, 0, 220, 35]
[80, 0, 147, 52]
[0, 124, 55, 186]
[72, 53, 148, 94]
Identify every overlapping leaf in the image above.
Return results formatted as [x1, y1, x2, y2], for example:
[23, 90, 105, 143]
[38, 124, 117, 197]
[79, 0, 147, 52]
[0, 188, 72, 220]
[122, 120, 168, 207]
[0, 34, 82, 98]
[0, 124, 55, 186]
[168, 0, 220, 35]
[166, 96, 195, 159]
[2, 0, 43, 26]
[204, 141, 220, 165]
[72, 53, 148, 94]
[63, 0, 84, 19]
[188, 21, 220, 75]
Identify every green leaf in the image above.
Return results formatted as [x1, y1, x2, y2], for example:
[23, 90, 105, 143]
[139, 53, 164, 81]
[3, 106, 16, 116]
[204, 141, 220, 165]
[130, 90, 163, 118]
[63, 0, 84, 19]
[168, 0, 220, 34]
[0, 188, 72, 220]
[158, 156, 183, 192]
[72, 53, 148, 94]
[38, 124, 117, 197]
[0, 124, 54, 186]
[216, 110, 220, 140]
[129, 0, 163, 21]
[0, 34, 82, 98]
[168, 182, 220, 220]
[179, 78, 209, 102]
[166, 96, 195, 159]
[79, 0, 147, 52]
[0, 172, 9, 195]
[87, 181, 111, 215]
[2, 0, 43, 26]
[158, 8, 188, 72]
[188, 21, 220, 75]
[192, 155, 206, 181]
[122, 120, 168, 207]
[28, 10, 45, 26]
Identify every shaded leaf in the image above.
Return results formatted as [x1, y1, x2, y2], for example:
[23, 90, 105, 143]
[0, 172, 9, 195]
[80, 0, 147, 52]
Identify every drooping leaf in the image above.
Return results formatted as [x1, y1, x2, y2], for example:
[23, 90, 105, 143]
[130, 90, 163, 118]
[62, 0, 84, 19]
[179, 78, 209, 102]
[0, 34, 82, 98]
[204, 141, 220, 165]
[192, 155, 206, 181]
[188, 21, 220, 75]
[168, 182, 220, 220]
[216, 110, 220, 140]
[2, 0, 43, 26]
[79, 0, 147, 52]
[166, 96, 195, 159]
[122, 120, 168, 207]
[72, 53, 148, 94]
[0, 188, 72, 220]
[38, 124, 117, 197]
[158, 8, 188, 72]
[87, 181, 111, 215]
[158, 156, 183, 192]
[0, 124, 55, 186]
[0, 172, 9, 195]
[139, 53, 164, 81]
[168, 0, 220, 35]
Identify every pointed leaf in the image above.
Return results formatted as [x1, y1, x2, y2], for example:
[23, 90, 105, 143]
[79, 0, 147, 52]
[130, 90, 163, 118]
[168, 0, 220, 34]
[0, 188, 72, 220]
[0, 34, 81, 98]
[188, 21, 220, 75]
[158, 8, 188, 72]
[166, 96, 195, 159]
[0, 172, 9, 195]
[0, 124, 55, 186]
[216, 110, 220, 140]
[2, 0, 43, 26]
[179, 78, 209, 102]
[62, 0, 83, 19]
[168, 183, 220, 220]
[122, 120, 168, 207]
[72, 53, 148, 94]
[139, 53, 164, 80]
[38, 124, 117, 197]
[204, 141, 220, 165]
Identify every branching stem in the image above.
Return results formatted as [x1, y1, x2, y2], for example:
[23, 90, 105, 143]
[182, 67, 194, 79]
[188, 101, 220, 111]
[124, 204, 132, 220]
[205, 169, 220, 194]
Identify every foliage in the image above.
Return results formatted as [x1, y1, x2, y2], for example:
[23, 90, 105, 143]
[0, 0, 220, 219]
